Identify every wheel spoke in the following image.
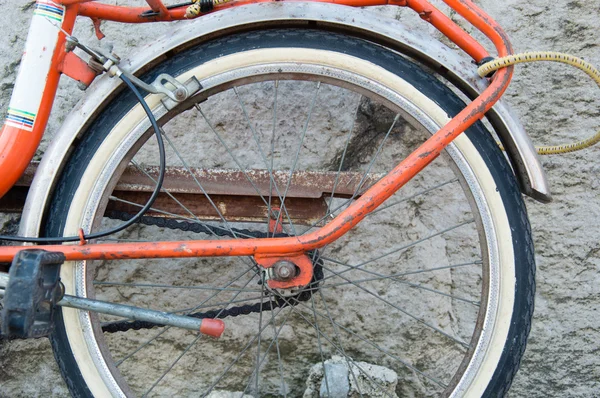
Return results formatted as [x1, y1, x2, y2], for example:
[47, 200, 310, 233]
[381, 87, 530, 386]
[273, 261, 481, 300]
[343, 113, 400, 208]
[369, 178, 459, 216]
[275, 81, 322, 235]
[304, 176, 460, 236]
[253, 275, 267, 394]
[108, 195, 256, 240]
[203, 305, 293, 396]
[303, 112, 400, 277]
[290, 296, 447, 388]
[160, 128, 248, 240]
[239, 292, 292, 397]
[195, 104, 295, 236]
[242, 291, 391, 397]
[140, 265, 262, 395]
[275, 295, 397, 398]
[325, 111, 399, 223]
[114, 263, 259, 366]
[127, 158, 257, 238]
[268, 291, 287, 397]
[322, 95, 361, 238]
[320, 259, 480, 306]
[268, 82, 279, 237]
[310, 289, 332, 398]
[322, 219, 475, 278]
[398, 280, 479, 305]
[316, 260, 482, 287]
[233, 86, 296, 234]
[130, 159, 201, 223]
[142, 333, 203, 397]
[314, 289, 364, 398]
[319, 263, 469, 348]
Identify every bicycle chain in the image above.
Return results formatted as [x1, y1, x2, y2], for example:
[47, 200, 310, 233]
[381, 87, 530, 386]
[106, 210, 290, 239]
[101, 210, 323, 334]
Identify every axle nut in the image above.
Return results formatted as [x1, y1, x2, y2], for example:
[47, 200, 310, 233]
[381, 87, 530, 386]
[272, 260, 298, 281]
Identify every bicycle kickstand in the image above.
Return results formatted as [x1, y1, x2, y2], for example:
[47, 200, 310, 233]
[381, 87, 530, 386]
[0, 250, 224, 339]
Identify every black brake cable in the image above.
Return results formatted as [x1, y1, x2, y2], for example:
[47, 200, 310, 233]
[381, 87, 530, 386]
[0, 74, 166, 243]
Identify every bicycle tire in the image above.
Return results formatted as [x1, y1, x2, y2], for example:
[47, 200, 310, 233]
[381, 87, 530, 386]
[43, 29, 535, 397]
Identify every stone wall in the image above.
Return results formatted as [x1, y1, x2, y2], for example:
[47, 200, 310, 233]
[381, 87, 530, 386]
[0, 1, 598, 396]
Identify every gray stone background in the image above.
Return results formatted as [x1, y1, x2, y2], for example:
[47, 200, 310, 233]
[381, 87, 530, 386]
[0, 0, 598, 396]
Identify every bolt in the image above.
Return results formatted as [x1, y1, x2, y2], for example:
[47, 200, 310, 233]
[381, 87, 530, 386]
[174, 87, 188, 101]
[273, 261, 298, 281]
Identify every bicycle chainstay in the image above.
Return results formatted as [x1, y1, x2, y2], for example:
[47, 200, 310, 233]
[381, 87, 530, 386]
[100, 211, 324, 334]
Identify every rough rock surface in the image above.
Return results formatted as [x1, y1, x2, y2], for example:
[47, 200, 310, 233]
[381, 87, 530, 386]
[0, 1, 599, 397]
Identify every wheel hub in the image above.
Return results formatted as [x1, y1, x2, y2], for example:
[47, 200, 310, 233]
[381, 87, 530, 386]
[260, 251, 324, 298]
[272, 260, 298, 281]
[254, 253, 314, 290]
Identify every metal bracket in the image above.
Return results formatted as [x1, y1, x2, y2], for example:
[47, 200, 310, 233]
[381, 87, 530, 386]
[59, 51, 100, 91]
[65, 34, 201, 103]
[115, 69, 202, 105]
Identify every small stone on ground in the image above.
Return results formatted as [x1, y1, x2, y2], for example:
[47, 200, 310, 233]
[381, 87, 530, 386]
[304, 356, 398, 398]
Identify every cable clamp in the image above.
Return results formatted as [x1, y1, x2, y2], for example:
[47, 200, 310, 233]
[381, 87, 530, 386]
[77, 229, 87, 246]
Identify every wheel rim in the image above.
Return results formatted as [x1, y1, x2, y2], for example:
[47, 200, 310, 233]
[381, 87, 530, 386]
[55, 49, 512, 397]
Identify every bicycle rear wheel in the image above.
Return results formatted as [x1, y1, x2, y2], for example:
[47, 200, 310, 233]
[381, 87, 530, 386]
[44, 29, 535, 397]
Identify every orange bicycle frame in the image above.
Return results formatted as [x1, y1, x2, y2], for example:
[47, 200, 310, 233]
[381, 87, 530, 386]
[0, 0, 513, 263]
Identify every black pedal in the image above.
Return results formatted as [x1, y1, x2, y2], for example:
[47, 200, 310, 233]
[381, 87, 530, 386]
[1, 250, 65, 339]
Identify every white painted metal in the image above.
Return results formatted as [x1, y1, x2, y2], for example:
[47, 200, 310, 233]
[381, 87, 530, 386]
[4, 1, 65, 132]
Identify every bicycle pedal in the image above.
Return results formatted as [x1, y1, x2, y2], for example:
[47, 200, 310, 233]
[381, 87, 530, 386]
[1, 250, 65, 339]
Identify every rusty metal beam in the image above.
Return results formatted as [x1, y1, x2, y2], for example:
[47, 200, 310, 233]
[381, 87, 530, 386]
[1, 163, 383, 225]
[115, 165, 381, 198]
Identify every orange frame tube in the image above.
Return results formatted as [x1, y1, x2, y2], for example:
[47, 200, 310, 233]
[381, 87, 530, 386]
[0, 0, 512, 263]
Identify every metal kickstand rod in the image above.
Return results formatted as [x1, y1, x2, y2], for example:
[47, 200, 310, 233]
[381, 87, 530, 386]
[0, 250, 224, 339]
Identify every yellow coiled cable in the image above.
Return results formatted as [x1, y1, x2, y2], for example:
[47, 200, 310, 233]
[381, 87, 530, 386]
[185, 0, 233, 18]
[477, 52, 600, 155]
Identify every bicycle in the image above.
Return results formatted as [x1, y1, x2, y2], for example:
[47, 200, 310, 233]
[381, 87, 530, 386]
[0, 0, 598, 397]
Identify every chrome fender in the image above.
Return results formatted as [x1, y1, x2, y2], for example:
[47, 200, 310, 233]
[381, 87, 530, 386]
[19, 2, 551, 237]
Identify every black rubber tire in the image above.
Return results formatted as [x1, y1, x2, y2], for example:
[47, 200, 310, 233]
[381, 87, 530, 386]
[44, 29, 535, 397]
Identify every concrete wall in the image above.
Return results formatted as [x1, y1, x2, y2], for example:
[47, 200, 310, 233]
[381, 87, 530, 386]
[0, 1, 598, 396]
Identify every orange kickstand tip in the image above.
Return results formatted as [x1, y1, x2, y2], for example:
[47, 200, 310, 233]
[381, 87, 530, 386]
[200, 318, 225, 338]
